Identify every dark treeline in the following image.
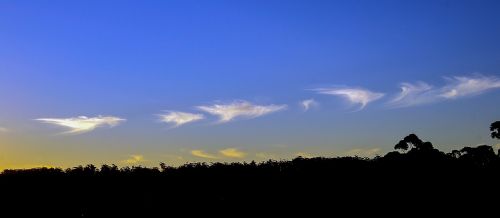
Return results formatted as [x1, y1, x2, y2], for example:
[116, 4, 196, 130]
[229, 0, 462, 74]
[1, 121, 500, 216]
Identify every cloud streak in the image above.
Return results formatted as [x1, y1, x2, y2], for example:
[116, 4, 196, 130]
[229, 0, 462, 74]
[440, 75, 500, 99]
[191, 150, 218, 159]
[0, 127, 8, 133]
[390, 75, 500, 107]
[389, 82, 436, 107]
[219, 148, 246, 158]
[191, 148, 247, 159]
[158, 111, 204, 127]
[197, 100, 287, 123]
[122, 155, 145, 164]
[313, 87, 384, 110]
[36, 115, 125, 134]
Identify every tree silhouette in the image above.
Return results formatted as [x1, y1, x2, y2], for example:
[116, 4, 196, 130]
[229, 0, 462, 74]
[395, 140, 409, 151]
[459, 145, 497, 166]
[0, 121, 499, 216]
[449, 149, 461, 158]
[394, 133, 428, 151]
[491, 121, 500, 139]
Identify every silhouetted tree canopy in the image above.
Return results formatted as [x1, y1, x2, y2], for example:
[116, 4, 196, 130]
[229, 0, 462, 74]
[491, 121, 500, 139]
[457, 145, 498, 166]
[395, 140, 409, 151]
[394, 133, 433, 152]
[1, 122, 500, 216]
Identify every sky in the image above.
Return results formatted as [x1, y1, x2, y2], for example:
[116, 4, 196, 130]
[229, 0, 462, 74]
[0, 0, 499, 170]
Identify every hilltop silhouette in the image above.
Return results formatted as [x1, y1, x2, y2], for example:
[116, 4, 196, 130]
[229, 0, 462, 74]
[0, 121, 499, 216]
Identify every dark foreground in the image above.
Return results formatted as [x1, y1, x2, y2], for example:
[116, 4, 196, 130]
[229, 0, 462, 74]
[1, 133, 500, 216]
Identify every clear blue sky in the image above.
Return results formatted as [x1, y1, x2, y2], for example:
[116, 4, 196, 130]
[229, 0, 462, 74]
[0, 0, 499, 169]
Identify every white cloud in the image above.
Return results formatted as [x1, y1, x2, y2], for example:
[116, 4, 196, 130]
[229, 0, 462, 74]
[197, 100, 287, 123]
[440, 75, 500, 99]
[344, 148, 382, 157]
[313, 87, 384, 110]
[390, 75, 500, 107]
[158, 111, 204, 127]
[301, 99, 318, 111]
[389, 82, 436, 107]
[190, 150, 218, 159]
[122, 155, 145, 164]
[36, 115, 125, 134]
[219, 148, 246, 158]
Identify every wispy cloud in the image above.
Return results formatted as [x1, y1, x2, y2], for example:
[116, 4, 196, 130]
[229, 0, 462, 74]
[190, 148, 247, 159]
[440, 75, 500, 99]
[219, 148, 246, 158]
[122, 155, 145, 164]
[197, 100, 287, 123]
[190, 150, 218, 159]
[344, 148, 382, 157]
[158, 111, 204, 127]
[0, 127, 8, 133]
[389, 82, 436, 107]
[313, 87, 384, 110]
[36, 115, 125, 134]
[301, 99, 318, 111]
[390, 75, 500, 107]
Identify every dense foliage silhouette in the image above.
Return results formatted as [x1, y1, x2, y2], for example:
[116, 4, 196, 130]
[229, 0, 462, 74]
[491, 121, 500, 139]
[0, 121, 499, 216]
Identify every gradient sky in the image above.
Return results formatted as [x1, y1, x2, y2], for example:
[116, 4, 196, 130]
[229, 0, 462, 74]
[1, 0, 499, 170]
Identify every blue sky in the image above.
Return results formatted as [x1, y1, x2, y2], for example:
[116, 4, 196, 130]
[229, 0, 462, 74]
[0, 0, 499, 169]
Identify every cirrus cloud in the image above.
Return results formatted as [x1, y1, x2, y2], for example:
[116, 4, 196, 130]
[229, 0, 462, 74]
[313, 87, 384, 110]
[301, 99, 318, 111]
[191, 148, 247, 159]
[190, 150, 218, 159]
[158, 111, 204, 127]
[219, 148, 246, 158]
[0, 127, 8, 133]
[389, 82, 436, 108]
[197, 100, 287, 123]
[36, 115, 125, 134]
[440, 75, 500, 99]
[122, 155, 146, 164]
[390, 75, 500, 107]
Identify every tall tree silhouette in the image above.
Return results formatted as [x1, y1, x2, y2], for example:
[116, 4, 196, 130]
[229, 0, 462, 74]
[394, 134, 425, 151]
[491, 121, 500, 139]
